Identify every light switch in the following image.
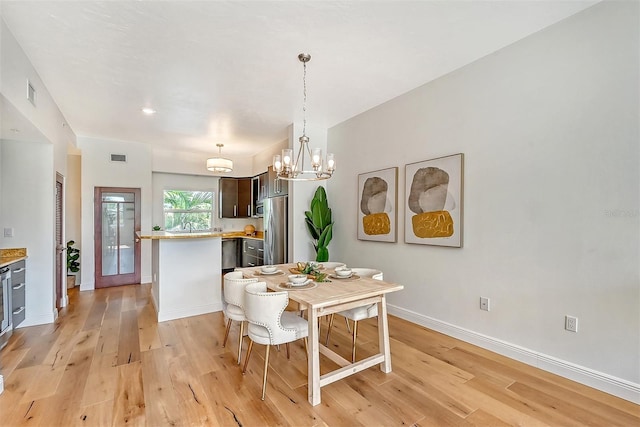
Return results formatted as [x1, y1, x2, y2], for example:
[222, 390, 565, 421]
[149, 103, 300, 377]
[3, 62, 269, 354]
[3, 227, 14, 237]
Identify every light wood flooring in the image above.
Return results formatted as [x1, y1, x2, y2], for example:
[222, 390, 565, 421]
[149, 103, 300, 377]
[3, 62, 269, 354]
[0, 284, 638, 426]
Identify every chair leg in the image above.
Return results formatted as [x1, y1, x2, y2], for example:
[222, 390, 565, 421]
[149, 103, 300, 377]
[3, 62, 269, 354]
[351, 321, 359, 363]
[286, 342, 290, 359]
[222, 318, 232, 348]
[237, 321, 244, 365]
[325, 314, 335, 346]
[242, 339, 254, 374]
[261, 344, 271, 400]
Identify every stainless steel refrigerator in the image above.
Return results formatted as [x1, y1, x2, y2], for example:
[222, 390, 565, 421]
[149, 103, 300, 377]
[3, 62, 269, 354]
[263, 196, 288, 265]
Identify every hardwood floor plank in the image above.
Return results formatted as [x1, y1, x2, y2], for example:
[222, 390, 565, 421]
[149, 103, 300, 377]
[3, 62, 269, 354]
[166, 354, 218, 425]
[74, 399, 115, 426]
[0, 284, 637, 427]
[80, 351, 118, 406]
[115, 310, 141, 366]
[140, 348, 182, 427]
[465, 409, 513, 427]
[136, 301, 162, 352]
[95, 316, 120, 356]
[111, 361, 145, 426]
[82, 300, 107, 331]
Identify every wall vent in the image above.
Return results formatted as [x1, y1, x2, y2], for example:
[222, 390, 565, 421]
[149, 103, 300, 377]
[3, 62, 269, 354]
[110, 154, 127, 163]
[27, 80, 36, 106]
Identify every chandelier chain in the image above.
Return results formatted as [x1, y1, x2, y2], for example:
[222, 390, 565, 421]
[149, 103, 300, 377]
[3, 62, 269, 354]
[302, 59, 307, 136]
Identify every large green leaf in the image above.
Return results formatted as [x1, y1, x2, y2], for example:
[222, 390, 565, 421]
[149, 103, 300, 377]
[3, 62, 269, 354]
[305, 218, 320, 240]
[316, 246, 329, 262]
[318, 223, 333, 248]
[312, 201, 323, 228]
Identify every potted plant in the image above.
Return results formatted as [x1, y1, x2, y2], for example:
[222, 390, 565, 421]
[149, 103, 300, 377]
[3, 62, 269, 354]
[67, 240, 80, 287]
[304, 186, 333, 262]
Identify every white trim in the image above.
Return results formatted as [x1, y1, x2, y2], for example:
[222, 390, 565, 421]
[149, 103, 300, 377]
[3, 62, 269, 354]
[141, 275, 152, 284]
[17, 311, 56, 328]
[0, 374, 4, 395]
[157, 302, 223, 323]
[388, 304, 640, 405]
[80, 281, 94, 291]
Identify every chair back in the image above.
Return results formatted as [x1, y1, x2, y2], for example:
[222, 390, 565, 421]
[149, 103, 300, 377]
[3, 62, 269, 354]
[350, 268, 383, 281]
[223, 271, 258, 308]
[244, 282, 300, 345]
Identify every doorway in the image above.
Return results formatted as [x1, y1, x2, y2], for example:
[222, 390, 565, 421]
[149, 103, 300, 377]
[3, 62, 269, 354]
[94, 187, 141, 288]
[55, 174, 64, 308]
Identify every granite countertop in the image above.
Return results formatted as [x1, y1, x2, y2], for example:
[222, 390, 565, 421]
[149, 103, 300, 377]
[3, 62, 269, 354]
[138, 231, 264, 240]
[0, 248, 28, 268]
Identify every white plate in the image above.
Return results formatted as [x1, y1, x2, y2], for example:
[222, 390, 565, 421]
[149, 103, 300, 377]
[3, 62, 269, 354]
[329, 273, 354, 280]
[258, 269, 282, 275]
[287, 279, 312, 287]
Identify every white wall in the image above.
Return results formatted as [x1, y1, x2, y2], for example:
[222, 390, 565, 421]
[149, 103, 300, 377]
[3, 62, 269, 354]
[0, 140, 55, 326]
[1, 19, 77, 321]
[79, 137, 153, 288]
[65, 154, 81, 284]
[328, 1, 639, 402]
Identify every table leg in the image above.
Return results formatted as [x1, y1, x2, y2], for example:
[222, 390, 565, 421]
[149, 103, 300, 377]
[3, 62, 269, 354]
[377, 294, 392, 373]
[307, 306, 321, 405]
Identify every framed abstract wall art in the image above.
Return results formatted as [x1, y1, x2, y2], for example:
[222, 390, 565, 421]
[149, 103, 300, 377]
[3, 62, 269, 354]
[357, 167, 398, 242]
[405, 153, 464, 247]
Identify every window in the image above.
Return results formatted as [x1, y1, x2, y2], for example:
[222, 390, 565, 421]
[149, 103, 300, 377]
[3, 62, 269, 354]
[163, 190, 214, 232]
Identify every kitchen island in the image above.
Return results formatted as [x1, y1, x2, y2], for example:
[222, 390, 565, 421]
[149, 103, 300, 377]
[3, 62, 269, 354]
[138, 231, 224, 322]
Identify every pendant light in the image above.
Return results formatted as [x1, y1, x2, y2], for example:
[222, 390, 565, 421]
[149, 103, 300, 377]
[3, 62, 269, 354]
[206, 144, 233, 173]
[273, 53, 335, 181]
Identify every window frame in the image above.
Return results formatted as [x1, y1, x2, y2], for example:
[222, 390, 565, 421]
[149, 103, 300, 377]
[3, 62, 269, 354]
[162, 189, 215, 232]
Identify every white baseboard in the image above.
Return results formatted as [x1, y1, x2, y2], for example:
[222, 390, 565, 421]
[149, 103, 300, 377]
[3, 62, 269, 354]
[141, 275, 152, 284]
[157, 302, 223, 323]
[0, 374, 4, 395]
[79, 281, 94, 291]
[17, 311, 56, 328]
[387, 304, 640, 405]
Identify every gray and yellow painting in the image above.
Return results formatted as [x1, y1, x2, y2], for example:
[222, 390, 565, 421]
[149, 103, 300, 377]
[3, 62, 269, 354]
[408, 167, 455, 238]
[360, 177, 391, 235]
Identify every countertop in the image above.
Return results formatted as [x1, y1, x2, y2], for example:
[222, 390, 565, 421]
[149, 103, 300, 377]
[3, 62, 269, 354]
[138, 231, 264, 240]
[0, 248, 28, 268]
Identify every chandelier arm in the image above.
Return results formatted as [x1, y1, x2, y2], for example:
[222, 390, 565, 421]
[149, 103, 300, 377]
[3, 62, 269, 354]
[293, 141, 305, 177]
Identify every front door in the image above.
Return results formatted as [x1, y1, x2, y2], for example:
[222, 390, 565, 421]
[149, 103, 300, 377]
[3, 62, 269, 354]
[94, 187, 141, 288]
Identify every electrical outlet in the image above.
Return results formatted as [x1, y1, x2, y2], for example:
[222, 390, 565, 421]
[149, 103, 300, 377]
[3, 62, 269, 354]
[565, 315, 578, 332]
[3, 227, 14, 237]
[480, 297, 490, 311]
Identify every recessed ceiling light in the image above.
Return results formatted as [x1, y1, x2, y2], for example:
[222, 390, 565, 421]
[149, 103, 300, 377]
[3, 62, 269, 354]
[141, 107, 156, 115]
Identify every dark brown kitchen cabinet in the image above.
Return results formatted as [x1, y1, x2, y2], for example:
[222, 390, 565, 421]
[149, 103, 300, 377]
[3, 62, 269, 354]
[219, 177, 251, 218]
[267, 166, 288, 197]
[251, 172, 267, 217]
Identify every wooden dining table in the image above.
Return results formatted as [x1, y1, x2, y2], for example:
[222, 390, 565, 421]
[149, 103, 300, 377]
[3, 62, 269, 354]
[239, 263, 404, 406]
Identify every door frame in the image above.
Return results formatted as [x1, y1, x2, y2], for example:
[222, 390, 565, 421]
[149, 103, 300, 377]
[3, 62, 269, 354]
[55, 173, 66, 308]
[94, 187, 141, 288]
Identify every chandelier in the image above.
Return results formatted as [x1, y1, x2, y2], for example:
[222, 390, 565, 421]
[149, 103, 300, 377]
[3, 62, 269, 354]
[273, 53, 335, 181]
[206, 143, 233, 173]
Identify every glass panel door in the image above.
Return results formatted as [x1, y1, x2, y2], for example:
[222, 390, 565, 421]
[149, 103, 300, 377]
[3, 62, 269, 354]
[95, 187, 141, 288]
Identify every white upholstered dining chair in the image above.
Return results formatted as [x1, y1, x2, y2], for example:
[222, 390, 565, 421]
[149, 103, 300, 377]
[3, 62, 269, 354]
[222, 271, 258, 364]
[325, 268, 383, 363]
[242, 281, 309, 400]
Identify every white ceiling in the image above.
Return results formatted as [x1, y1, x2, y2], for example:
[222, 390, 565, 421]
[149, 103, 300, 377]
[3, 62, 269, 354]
[0, 0, 597, 157]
